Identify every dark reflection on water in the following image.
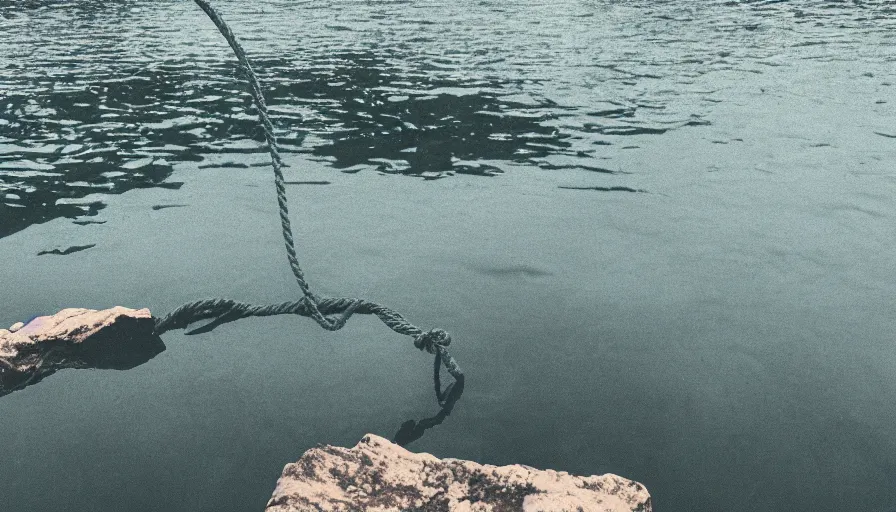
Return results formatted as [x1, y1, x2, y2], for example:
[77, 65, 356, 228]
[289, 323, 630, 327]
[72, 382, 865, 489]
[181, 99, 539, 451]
[0, 41, 585, 235]
[393, 376, 464, 447]
[0, 58, 262, 238]
[263, 50, 574, 176]
[36, 243, 96, 256]
[0, 0, 741, 238]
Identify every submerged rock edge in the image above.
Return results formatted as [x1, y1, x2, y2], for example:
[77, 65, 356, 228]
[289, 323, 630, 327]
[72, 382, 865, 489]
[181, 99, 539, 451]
[0, 306, 161, 397]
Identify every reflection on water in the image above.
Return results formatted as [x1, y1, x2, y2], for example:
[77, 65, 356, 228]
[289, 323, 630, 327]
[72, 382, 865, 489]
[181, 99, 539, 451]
[268, 50, 574, 176]
[0, 0, 584, 238]
[393, 376, 464, 447]
[11, 0, 891, 237]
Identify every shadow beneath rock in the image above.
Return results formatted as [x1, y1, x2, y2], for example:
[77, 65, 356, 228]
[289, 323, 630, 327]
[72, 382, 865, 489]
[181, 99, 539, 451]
[0, 323, 166, 399]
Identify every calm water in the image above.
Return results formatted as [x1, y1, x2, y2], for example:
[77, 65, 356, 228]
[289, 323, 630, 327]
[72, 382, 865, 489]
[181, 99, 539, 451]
[1, 1, 895, 511]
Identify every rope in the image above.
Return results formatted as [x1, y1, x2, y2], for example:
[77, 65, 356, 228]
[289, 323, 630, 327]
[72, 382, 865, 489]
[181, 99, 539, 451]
[152, 0, 463, 405]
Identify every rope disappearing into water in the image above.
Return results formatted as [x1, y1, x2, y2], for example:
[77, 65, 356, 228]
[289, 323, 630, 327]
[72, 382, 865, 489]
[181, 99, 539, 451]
[152, 0, 463, 405]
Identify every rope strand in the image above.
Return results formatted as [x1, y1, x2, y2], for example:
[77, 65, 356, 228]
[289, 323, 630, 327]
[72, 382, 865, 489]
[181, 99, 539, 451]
[153, 0, 463, 404]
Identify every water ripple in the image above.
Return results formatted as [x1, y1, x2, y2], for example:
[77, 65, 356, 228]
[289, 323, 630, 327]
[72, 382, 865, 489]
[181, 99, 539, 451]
[1, 0, 893, 238]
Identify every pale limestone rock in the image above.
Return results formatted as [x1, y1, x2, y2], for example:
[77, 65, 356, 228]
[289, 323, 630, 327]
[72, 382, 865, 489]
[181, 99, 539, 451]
[0, 307, 162, 397]
[266, 434, 652, 512]
[5, 307, 152, 343]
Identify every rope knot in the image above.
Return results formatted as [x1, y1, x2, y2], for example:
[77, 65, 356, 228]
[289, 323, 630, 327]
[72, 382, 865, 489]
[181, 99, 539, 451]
[413, 328, 451, 354]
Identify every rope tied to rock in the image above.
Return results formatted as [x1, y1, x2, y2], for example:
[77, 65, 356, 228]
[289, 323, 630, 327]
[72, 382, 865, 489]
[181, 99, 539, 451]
[154, 0, 464, 405]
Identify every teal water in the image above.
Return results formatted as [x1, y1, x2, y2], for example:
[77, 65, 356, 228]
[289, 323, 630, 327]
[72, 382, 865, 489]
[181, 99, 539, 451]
[1, 1, 895, 511]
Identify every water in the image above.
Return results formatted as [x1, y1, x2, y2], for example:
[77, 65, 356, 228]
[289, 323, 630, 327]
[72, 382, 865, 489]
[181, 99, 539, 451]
[1, 0, 895, 510]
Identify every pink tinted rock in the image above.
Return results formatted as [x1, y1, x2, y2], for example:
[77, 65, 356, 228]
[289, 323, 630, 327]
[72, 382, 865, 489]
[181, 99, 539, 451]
[8, 306, 152, 344]
[266, 434, 652, 512]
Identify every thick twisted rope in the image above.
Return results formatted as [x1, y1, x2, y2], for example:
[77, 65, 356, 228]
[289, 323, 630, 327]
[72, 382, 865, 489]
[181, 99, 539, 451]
[153, 0, 463, 404]
[191, 0, 339, 331]
[153, 298, 463, 397]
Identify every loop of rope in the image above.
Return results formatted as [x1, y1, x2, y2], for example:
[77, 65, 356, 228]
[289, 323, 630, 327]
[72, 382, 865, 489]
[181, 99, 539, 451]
[152, 297, 464, 401]
[154, 1, 464, 405]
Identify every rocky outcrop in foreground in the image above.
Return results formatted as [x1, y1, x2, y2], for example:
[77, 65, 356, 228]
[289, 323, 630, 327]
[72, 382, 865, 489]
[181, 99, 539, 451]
[0, 307, 163, 397]
[266, 434, 652, 512]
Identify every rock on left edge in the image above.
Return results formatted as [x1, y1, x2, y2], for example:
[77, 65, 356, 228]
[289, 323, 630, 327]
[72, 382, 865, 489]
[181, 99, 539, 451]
[0, 306, 163, 397]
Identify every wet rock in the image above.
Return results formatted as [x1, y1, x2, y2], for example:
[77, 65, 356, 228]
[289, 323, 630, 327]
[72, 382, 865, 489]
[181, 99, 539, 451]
[266, 434, 652, 512]
[0, 307, 164, 397]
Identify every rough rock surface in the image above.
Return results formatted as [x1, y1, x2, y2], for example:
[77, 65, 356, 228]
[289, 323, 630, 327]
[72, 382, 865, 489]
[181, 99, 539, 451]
[266, 434, 652, 512]
[0, 307, 162, 397]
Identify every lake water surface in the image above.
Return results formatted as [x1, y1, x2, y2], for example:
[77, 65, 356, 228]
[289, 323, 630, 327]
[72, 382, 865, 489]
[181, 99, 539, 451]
[1, 1, 895, 511]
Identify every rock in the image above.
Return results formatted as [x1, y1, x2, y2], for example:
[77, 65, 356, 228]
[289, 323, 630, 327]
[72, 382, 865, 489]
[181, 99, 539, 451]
[0, 307, 164, 397]
[2, 307, 152, 344]
[266, 434, 652, 512]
